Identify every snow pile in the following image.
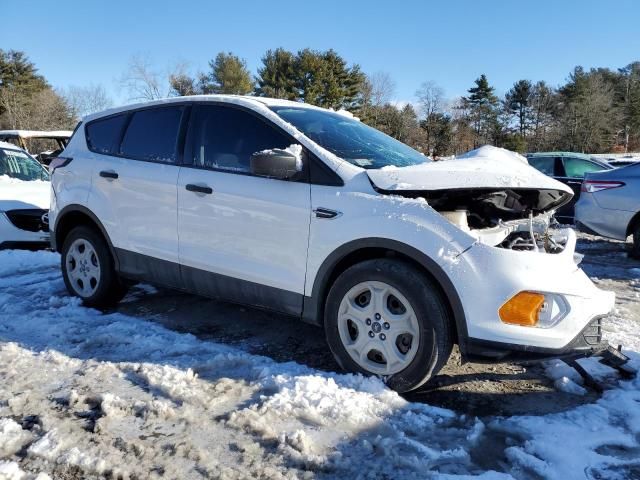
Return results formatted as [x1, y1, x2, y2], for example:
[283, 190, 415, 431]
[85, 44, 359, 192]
[0, 249, 638, 479]
[455, 145, 529, 165]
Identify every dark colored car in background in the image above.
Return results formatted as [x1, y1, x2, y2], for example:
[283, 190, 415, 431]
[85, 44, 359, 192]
[526, 152, 613, 222]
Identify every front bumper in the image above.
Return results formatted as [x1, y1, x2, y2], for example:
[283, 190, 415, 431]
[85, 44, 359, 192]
[465, 317, 606, 362]
[444, 228, 615, 357]
[0, 211, 50, 250]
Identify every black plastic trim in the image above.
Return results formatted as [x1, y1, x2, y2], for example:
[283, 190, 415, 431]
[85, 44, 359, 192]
[51, 205, 120, 270]
[464, 316, 607, 363]
[115, 248, 303, 316]
[302, 238, 469, 353]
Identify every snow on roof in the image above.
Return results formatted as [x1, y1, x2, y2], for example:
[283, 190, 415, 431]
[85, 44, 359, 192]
[0, 140, 25, 151]
[0, 130, 73, 139]
[81, 95, 325, 123]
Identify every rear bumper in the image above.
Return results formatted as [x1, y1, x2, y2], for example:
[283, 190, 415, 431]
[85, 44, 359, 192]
[575, 194, 633, 241]
[464, 317, 606, 362]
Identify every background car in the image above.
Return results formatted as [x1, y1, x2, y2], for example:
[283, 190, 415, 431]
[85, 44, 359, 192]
[575, 163, 640, 257]
[527, 152, 613, 222]
[0, 141, 50, 250]
[0, 130, 73, 166]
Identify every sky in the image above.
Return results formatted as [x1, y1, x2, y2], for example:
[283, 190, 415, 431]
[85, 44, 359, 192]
[3, 0, 640, 107]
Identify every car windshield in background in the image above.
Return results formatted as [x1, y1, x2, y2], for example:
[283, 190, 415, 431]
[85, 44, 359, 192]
[0, 148, 49, 181]
[271, 107, 430, 169]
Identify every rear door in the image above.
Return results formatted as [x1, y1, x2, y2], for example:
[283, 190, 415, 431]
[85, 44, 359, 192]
[87, 105, 187, 286]
[177, 104, 311, 315]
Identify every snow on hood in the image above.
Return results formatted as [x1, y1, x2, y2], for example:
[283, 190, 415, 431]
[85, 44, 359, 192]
[368, 145, 572, 194]
[0, 176, 50, 210]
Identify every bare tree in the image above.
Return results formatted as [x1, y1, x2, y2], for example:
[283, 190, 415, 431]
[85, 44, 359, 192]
[415, 81, 445, 118]
[120, 55, 164, 101]
[63, 84, 113, 120]
[368, 71, 396, 106]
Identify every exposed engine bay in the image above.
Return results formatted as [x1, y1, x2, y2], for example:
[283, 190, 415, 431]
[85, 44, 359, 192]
[388, 187, 573, 253]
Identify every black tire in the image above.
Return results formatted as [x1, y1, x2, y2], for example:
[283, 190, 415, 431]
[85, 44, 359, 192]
[631, 224, 640, 259]
[324, 258, 453, 393]
[61, 226, 128, 308]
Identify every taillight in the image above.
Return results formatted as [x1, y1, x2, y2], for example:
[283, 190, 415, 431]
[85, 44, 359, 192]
[49, 156, 73, 172]
[581, 180, 625, 193]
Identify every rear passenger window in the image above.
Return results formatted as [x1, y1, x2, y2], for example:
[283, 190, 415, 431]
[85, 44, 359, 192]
[86, 114, 128, 155]
[529, 156, 555, 176]
[187, 105, 293, 173]
[120, 106, 184, 163]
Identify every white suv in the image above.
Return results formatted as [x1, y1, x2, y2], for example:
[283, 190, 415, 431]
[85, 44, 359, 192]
[50, 96, 614, 392]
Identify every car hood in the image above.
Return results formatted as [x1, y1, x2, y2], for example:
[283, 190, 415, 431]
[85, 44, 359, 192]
[366, 146, 573, 214]
[368, 152, 572, 195]
[0, 177, 50, 210]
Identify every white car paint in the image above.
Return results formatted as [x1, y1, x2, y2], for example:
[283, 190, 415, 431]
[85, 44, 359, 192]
[50, 96, 614, 355]
[0, 142, 50, 247]
[177, 167, 311, 294]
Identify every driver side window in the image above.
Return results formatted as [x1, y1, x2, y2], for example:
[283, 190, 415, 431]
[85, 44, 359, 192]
[187, 105, 294, 173]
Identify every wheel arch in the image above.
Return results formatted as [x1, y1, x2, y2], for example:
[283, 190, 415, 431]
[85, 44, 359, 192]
[53, 204, 120, 270]
[303, 238, 469, 354]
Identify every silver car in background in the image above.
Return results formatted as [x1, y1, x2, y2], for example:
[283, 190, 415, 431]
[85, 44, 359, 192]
[575, 163, 640, 257]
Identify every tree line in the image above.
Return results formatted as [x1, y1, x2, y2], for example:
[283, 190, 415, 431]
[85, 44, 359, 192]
[2, 48, 639, 156]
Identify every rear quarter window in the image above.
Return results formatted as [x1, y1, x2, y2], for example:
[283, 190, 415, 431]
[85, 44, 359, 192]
[119, 106, 184, 163]
[86, 114, 128, 155]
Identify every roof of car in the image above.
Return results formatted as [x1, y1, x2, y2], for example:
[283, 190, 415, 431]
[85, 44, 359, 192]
[82, 95, 326, 123]
[526, 151, 595, 159]
[0, 130, 73, 139]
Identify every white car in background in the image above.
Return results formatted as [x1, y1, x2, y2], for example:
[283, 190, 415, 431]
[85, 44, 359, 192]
[49, 96, 619, 392]
[0, 141, 50, 250]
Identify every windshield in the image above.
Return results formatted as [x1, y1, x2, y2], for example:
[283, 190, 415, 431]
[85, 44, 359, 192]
[271, 107, 430, 169]
[0, 148, 49, 181]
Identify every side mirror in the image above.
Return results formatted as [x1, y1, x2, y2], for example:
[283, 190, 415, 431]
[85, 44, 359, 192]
[250, 149, 299, 179]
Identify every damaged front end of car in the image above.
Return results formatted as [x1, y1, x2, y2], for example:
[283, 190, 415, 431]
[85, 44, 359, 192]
[365, 153, 635, 388]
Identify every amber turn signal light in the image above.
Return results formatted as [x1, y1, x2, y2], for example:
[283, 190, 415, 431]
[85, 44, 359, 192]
[499, 292, 545, 327]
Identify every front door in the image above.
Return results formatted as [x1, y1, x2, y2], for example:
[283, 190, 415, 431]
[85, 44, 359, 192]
[177, 104, 311, 315]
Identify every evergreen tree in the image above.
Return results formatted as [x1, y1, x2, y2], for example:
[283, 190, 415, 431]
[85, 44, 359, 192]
[505, 79, 533, 138]
[200, 52, 253, 95]
[461, 74, 500, 147]
[255, 48, 297, 100]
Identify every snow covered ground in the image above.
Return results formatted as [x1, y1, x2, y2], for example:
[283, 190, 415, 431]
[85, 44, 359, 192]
[0, 235, 638, 479]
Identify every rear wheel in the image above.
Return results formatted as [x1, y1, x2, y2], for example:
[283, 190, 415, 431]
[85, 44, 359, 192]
[61, 226, 128, 308]
[324, 258, 453, 392]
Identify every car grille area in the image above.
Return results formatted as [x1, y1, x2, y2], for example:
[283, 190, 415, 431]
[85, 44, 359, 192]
[5, 209, 49, 233]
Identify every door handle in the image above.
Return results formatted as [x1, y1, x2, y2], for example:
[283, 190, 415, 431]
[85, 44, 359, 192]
[566, 181, 582, 185]
[186, 184, 213, 195]
[99, 170, 119, 179]
[313, 207, 341, 219]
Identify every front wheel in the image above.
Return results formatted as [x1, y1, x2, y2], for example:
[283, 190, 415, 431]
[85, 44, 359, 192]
[324, 259, 453, 393]
[61, 226, 128, 308]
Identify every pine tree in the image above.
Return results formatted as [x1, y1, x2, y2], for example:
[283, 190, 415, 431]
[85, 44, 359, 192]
[461, 74, 500, 147]
[505, 79, 533, 138]
[200, 52, 253, 95]
[255, 48, 298, 100]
